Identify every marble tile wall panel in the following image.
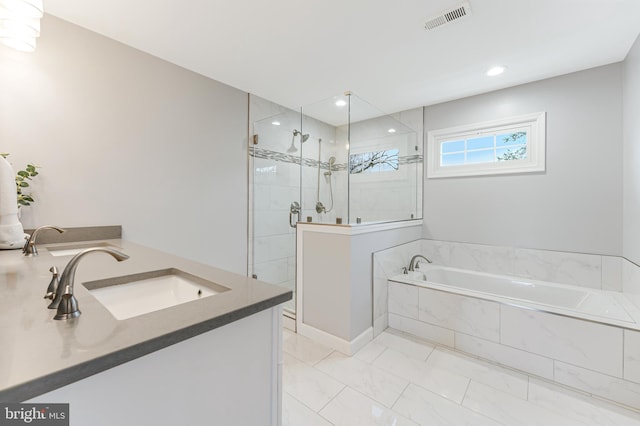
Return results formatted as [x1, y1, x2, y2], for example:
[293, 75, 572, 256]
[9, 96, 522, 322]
[388, 281, 419, 319]
[253, 234, 295, 264]
[376, 240, 422, 277]
[624, 329, 640, 384]
[253, 258, 289, 285]
[418, 239, 617, 290]
[602, 256, 623, 292]
[253, 210, 295, 238]
[388, 313, 455, 347]
[419, 239, 456, 265]
[372, 240, 421, 338]
[418, 288, 500, 342]
[512, 248, 602, 289]
[373, 257, 389, 325]
[373, 314, 388, 337]
[554, 361, 640, 410]
[446, 242, 514, 276]
[501, 305, 623, 377]
[623, 259, 640, 290]
[454, 333, 554, 380]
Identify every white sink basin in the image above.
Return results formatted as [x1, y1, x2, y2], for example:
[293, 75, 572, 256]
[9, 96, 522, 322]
[47, 242, 118, 257]
[83, 269, 230, 320]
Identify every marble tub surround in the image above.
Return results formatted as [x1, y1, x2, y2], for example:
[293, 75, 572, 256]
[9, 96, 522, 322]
[418, 239, 618, 289]
[373, 239, 421, 335]
[0, 239, 291, 401]
[624, 258, 640, 311]
[373, 238, 640, 337]
[388, 276, 640, 410]
[373, 238, 640, 409]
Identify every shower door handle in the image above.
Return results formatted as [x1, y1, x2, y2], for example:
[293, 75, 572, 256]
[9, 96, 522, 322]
[289, 202, 301, 228]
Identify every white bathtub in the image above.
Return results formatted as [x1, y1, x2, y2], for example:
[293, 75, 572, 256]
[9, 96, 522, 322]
[391, 265, 638, 326]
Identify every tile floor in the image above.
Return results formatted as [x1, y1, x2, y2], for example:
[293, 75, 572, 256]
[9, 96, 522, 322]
[282, 328, 640, 426]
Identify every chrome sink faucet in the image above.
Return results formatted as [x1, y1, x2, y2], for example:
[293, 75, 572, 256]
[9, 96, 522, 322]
[408, 254, 432, 271]
[23, 225, 66, 256]
[49, 247, 129, 320]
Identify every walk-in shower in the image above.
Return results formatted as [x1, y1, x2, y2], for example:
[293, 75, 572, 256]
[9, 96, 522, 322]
[249, 92, 423, 319]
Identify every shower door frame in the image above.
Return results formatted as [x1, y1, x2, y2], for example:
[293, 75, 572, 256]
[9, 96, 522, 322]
[249, 101, 303, 327]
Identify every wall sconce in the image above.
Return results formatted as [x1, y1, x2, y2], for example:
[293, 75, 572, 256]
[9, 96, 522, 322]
[0, 0, 43, 52]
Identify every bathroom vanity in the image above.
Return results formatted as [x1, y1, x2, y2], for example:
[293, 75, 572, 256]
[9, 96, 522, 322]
[0, 237, 291, 425]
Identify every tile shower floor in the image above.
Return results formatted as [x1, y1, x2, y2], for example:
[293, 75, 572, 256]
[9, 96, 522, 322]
[282, 329, 640, 426]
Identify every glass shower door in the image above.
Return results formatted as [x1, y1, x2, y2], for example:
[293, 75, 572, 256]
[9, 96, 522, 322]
[250, 113, 301, 318]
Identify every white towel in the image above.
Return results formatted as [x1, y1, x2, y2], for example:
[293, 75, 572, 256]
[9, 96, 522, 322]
[0, 156, 27, 249]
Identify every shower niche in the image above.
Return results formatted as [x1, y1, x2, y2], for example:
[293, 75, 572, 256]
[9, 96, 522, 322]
[249, 92, 423, 322]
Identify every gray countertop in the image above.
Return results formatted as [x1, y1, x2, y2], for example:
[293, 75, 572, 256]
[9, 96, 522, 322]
[0, 239, 291, 402]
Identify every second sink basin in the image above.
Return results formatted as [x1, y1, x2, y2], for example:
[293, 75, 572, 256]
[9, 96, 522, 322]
[83, 268, 230, 320]
[47, 242, 119, 257]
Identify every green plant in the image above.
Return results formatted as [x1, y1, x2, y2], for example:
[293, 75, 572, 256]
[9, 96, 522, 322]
[0, 153, 41, 207]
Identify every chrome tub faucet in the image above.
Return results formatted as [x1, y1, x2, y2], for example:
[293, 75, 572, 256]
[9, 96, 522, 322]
[408, 254, 432, 271]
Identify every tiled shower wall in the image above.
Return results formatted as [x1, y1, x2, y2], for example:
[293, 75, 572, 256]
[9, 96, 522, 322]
[373, 239, 640, 410]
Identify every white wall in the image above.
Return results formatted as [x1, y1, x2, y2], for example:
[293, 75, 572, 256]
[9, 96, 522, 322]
[0, 16, 249, 274]
[423, 64, 623, 255]
[623, 34, 640, 265]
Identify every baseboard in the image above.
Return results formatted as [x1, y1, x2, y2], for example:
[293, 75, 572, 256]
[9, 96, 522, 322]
[297, 323, 373, 356]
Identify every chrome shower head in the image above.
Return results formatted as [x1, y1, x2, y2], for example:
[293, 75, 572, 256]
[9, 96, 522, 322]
[293, 129, 310, 143]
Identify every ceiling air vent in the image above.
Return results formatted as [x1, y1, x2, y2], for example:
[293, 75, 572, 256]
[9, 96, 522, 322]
[424, 2, 471, 31]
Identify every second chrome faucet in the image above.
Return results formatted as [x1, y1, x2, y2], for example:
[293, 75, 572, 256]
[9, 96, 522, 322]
[23, 225, 66, 256]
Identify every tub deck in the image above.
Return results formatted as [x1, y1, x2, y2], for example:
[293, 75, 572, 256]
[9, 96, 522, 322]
[391, 265, 640, 330]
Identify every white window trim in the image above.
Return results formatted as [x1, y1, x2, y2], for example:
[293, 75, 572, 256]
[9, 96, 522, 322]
[427, 112, 546, 178]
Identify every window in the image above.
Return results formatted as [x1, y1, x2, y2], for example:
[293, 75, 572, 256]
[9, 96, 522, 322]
[349, 149, 399, 174]
[427, 112, 545, 178]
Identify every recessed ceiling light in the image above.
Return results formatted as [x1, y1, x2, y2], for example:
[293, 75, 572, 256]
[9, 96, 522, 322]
[486, 66, 506, 77]
[335, 100, 347, 107]
[388, 128, 396, 133]
[271, 121, 280, 126]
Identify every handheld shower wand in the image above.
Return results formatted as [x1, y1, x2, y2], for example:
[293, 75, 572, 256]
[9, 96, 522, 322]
[316, 141, 335, 214]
